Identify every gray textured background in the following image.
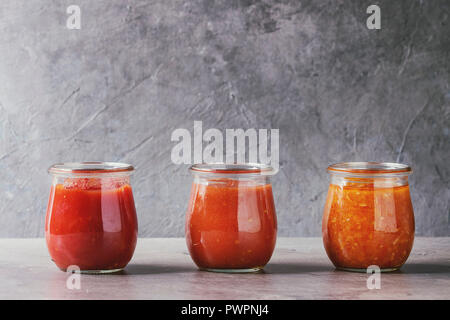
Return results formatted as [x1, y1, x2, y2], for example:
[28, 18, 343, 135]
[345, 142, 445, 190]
[0, 0, 449, 238]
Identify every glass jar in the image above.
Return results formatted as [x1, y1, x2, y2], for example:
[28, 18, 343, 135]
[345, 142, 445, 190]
[322, 162, 415, 272]
[45, 162, 138, 273]
[185, 163, 277, 273]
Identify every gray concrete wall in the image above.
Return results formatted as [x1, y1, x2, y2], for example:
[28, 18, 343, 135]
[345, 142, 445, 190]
[0, 0, 448, 237]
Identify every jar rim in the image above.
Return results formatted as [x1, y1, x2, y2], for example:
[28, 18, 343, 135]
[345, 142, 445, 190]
[48, 162, 134, 175]
[190, 163, 275, 176]
[328, 162, 412, 176]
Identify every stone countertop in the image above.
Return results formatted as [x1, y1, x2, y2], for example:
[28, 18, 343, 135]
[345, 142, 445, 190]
[0, 238, 449, 300]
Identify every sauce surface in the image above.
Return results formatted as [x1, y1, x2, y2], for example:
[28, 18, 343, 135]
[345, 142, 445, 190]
[45, 178, 138, 271]
[322, 183, 414, 269]
[186, 180, 277, 270]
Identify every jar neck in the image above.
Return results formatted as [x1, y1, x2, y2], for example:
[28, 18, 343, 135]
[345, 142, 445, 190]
[50, 173, 132, 189]
[193, 173, 271, 185]
[50, 172, 133, 179]
[48, 162, 134, 178]
[329, 174, 409, 187]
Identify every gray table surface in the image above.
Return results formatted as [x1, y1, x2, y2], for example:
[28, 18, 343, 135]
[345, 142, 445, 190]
[0, 238, 449, 300]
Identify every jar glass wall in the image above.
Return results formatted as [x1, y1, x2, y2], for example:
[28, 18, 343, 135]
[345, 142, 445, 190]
[322, 162, 415, 272]
[45, 162, 138, 273]
[185, 163, 278, 273]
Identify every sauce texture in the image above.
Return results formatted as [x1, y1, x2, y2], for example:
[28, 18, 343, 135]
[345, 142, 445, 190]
[186, 180, 277, 270]
[322, 183, 414, 270]
[45, 178, 138, 271]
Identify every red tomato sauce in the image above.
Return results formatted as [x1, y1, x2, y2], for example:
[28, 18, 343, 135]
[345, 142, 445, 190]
[186, 180, 277, 270]
[322, 183, 414, 270]
[45, 178, 138, 271]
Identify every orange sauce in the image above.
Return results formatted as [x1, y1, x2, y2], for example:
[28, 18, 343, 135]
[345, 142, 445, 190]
[322, 183, 414, 270]
[186, 180, 277, 270]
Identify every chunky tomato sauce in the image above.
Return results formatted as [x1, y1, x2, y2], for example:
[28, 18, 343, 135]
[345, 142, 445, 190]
[45, 178, 138, 271]
[322, 183, 414, 270]
[186, 180, 277, 270]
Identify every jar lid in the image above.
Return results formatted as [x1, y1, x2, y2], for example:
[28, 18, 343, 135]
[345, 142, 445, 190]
[328, 162, 412, 176]
[48, 162, 134, 175]
[190, 163, 276, 176]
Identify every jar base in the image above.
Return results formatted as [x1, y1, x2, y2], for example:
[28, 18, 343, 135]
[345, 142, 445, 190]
[200, 267, 263, 273]
[336, 266, 400, 273]
[61, 267, 124, 274]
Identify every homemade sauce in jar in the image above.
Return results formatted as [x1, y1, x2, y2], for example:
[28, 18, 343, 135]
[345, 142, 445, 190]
[322, 162, 415, 272]
[45, 162, 138, 273]
[185, 164, 277, 273]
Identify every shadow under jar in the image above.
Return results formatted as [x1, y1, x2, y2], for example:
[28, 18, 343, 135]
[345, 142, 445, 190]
[185, 164, 278, 273]
[322, 162, 415, 272]
[45, 162, 138, 274]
